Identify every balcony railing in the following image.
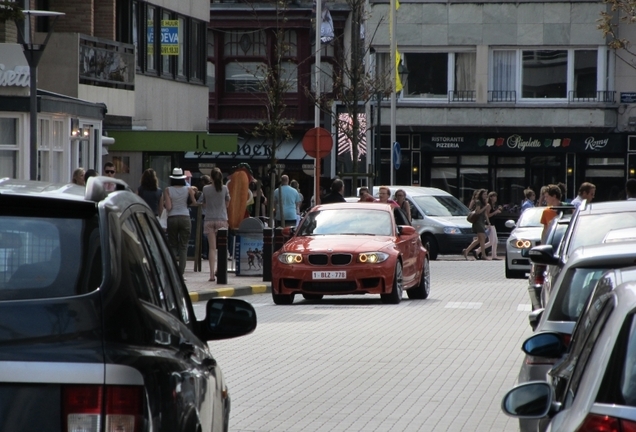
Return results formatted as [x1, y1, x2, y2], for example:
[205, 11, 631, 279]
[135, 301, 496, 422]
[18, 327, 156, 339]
[568, 91, 615, 103]
[449, 90, 475, 102]
[79, 35, 135, 90]
[488, 90, 517, 102]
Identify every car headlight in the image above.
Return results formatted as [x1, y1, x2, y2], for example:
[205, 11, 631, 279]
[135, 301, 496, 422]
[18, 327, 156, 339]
[278, 253, 303, 264]
[509, 238, 532, 249]
[443, 227, 462, 234]
[358, 252, 389, 263]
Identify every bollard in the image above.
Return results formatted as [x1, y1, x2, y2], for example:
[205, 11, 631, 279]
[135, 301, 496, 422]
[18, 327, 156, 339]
[262, 227, 273, 282]
[274, 227, 284, 253]
[217, 228, 228, 284]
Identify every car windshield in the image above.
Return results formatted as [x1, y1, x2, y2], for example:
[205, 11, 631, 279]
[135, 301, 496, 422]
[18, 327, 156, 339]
[0, 215, 100, 300]
[411, 195, 469, 217]
[569, 212, 636, 253]
[548, 267, 607, 322]
[297, 208, 393, 236]
[517, 207, 544, 227]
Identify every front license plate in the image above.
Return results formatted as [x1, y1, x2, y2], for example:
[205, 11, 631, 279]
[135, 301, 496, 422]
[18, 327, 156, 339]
[312, 271, 346, 279]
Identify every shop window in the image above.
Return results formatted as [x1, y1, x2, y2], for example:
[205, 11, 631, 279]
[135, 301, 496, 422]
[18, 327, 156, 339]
[432, 156, 457, 164]
[588, 157, 624, 166]
[0, 118, 18, 179]
[431, 167, 458, 196]
[497, 156, 525, 164]
[496, 167, 526, 210]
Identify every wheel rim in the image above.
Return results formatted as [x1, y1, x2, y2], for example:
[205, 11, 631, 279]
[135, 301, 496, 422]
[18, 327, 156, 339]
[395, 262, 404, 298]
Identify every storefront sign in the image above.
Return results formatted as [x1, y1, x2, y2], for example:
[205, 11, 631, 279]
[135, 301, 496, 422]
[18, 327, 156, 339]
[422, 133, 625, 154]
[0, 64, 29, 87]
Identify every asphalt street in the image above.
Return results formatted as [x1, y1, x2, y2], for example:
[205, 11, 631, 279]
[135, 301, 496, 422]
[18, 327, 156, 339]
[190, 257, 532, 432]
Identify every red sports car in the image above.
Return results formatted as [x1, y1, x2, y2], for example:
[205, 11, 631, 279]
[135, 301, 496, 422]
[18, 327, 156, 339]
[271, 202, 430, 305]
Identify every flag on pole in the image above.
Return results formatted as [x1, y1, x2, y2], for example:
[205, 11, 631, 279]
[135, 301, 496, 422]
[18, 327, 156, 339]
[396, 50, 403, 93]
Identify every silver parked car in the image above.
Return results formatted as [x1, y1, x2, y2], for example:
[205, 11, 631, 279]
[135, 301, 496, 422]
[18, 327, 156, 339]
[515, 241, 636, 432]
[504, 206, 545, 279]
[503, 279, 636, 432]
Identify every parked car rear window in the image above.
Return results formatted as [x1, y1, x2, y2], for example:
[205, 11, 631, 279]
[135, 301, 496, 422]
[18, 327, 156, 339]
[569, 212, 636, 253]
[0, 216, 100, 300]
[549, 267, 607, 322]
[411, 195, 468, 217]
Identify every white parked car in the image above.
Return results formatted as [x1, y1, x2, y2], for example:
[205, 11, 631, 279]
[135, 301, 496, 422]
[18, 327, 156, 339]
[504, 207, 545, 279]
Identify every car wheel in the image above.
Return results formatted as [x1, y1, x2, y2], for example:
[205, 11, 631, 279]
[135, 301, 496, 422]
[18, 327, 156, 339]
[272, 292, 295, 305]
[302, 294, 323, 301]
[381, 261, 403, 304]
[407, 258, 430, 300]
[422, 235, 438, 260]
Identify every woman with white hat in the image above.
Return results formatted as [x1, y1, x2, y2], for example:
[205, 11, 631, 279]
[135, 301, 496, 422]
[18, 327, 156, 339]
[160, 168, 197, 277]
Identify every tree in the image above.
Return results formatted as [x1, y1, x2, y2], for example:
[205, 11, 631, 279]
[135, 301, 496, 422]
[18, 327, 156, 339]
[598, 0, 636, 67]
[0, 1, 24, 23]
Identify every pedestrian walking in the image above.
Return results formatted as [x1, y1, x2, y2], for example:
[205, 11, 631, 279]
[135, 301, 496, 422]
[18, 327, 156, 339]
[358, 187, 375, 202]
[393, 189, 411, 223]
[520, 188, 535, 213]
[200, 168, 230, 282]
[462, 189, 491, 260]
[540, 184, 562, 240]
[290, 179, 304, 214]
[197, 175, 212, 259]
[137, 168, 162, 216]
[84, 169, 98, 184]
[570, 182, 596, 209]
[273, 175, 302, 226]
[103, 162, 116, 192]
[71, 168, 86, 186]
[321, 178, 346, 204]
[162, 168, 197, 277]
[377, 186, 399, 208]
[476, 191, 502, 260]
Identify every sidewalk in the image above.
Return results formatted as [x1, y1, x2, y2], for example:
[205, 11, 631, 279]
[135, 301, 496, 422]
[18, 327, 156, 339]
[184, 259, 271, 303]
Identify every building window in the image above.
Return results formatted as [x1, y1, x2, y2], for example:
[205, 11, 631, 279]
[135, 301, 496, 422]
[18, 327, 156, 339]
[190, 20, 204, 81]
[225, 61, 265, 92]
[207, 30, 215, 92]
[177, 17, 186, 78]
[0, 118, 18, 179]
[522, 50, 567, 98]
[491, 48, 608, 102]
[311, 62, 333, 93]
[161, 11, 173, 76]
[146, 5, 156, 72]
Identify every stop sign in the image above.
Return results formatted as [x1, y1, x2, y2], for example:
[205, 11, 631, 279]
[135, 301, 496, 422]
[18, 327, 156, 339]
[302, 127, 333, 158]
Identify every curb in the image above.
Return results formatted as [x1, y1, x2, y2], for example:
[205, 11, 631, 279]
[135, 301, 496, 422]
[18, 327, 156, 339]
[189, 284, 271, 303]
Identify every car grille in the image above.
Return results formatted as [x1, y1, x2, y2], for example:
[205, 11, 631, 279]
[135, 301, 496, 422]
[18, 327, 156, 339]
[460, 228, 474, 234]
[303, 281, 357, 292]
[308, 253, 352, 266]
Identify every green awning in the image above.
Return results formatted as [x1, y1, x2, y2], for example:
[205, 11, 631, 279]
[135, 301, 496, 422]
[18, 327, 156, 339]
[107, 131, 237, 152]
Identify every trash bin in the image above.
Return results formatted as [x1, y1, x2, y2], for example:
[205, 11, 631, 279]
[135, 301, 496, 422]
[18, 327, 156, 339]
[235, 217, 264, 276]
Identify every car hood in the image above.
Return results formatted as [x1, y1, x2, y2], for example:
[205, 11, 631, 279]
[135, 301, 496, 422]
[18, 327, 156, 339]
[510, 226, 543, 240]
[283, 235, 394, 253]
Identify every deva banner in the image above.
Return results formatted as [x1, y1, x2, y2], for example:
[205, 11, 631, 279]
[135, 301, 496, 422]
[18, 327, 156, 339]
[160, 20, 179, 55]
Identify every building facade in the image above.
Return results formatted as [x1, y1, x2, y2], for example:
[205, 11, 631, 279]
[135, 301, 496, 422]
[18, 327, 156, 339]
[364, 0, 636, 208]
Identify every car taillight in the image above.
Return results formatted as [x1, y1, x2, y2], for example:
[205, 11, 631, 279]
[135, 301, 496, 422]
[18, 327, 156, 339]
[63, 385, 143, 432]
[532, 265, 546, 286]
[576, 413, 636, 432]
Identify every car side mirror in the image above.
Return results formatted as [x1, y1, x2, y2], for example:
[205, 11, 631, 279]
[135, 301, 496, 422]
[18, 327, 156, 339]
[528, 245, 558, 266]
[528, 308, 544, 331]
[201, 298, 257, 341]
[505, 219, 516, 229]
[502, 382, 554, 418]
[521, 332, 566, 358]
[398, 225, 416, 236]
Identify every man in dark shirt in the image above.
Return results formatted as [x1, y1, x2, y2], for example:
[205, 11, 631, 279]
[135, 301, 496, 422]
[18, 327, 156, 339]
[321, 179, 346, 204]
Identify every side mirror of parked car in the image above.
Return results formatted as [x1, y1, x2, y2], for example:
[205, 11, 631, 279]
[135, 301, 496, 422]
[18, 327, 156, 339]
[528, 308, 544, 331]
[501, 382, 555, 418]
[398, 225, 416, 236]
[505, 219, 517, 229]
[528, 245, 559, 266]
[200, 298, 257, 341]
[282, 226, 294, 237]
[521, 332, 566, 358]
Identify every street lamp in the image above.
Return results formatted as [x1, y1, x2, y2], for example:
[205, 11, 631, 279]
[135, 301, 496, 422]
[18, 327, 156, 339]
[16, 9, 64, 181]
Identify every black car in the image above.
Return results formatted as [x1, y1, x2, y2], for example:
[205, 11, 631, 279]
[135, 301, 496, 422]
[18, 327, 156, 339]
[0, 177, 256, 432]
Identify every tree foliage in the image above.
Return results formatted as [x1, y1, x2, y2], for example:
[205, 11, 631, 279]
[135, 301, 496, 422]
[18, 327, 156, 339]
[0, 1, 24, 23]
[599, 0, 636, 65]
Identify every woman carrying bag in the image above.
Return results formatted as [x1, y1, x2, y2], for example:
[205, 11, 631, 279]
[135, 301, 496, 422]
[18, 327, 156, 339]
[462, 189, 491, 260]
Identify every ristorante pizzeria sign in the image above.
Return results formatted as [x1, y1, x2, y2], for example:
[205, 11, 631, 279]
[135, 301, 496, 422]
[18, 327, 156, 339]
[423, 133, 625, 153]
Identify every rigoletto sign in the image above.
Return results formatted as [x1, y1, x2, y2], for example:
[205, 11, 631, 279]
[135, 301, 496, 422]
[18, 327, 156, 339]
[423, 133, 625, 153]
[0, 64, 29, 87]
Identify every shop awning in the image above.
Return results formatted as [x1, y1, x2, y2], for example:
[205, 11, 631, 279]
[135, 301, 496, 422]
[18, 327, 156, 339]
[106, 130, 237, 152]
